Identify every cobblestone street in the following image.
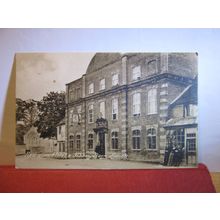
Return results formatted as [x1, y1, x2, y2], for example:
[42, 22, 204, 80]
[16, 155, 163, 169]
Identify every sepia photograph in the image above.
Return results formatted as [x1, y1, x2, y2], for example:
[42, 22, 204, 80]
[16, 52, 198, 169]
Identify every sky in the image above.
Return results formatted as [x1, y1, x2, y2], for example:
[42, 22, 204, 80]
[1, 28, 220, 171]
[16, 53, 94, 100]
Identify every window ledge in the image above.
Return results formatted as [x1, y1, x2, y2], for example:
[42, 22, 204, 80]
[99, 89, 106, 92]
[112, 119, 118, 122]
[147, 113, 158, 116]
[146, 149, 158, 151]
[133, 114, 141, 117]
[132, 78, 141, 82]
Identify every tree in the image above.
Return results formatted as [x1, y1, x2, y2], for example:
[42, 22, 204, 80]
[16, 123, 27, 145]
[34, 91, 66, 138]
[16, 98, 38, 144]
[16, 98, 38, 127]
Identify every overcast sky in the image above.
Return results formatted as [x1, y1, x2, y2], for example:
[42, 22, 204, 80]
[16, 53, 94, 101]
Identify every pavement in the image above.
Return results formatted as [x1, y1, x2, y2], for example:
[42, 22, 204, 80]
[16, 155, 164, 169]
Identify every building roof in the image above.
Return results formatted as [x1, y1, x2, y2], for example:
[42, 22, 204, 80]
[24, 126, 40, 137]
[164, 116, 197, 128]
[86, 53, 122, 74]
[170, 76, 197, 107]
[170, 85, 192, 106]
[57, 118, 65, 126]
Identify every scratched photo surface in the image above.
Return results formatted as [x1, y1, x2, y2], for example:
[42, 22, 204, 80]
[16, 52, 198, 169]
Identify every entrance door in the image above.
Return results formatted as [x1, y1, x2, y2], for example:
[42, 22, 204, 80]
[99, 131, 105, 155]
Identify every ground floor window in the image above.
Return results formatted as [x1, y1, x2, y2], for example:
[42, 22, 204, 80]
[111, 131, 118, 149]
[62, 142, 65, 152]
[76, 135, 81, 150]
[88, 133, 94, 149]
[59, 142, 65, 152]
[147, 128, 156, 149]
[132, 129, 141, 150]
[69, 135, 74, 153]
[186, 133, 196, 152]
[173, 129, 184, 148]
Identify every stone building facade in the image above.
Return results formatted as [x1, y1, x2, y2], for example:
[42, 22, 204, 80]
[65, 53, 198, 164]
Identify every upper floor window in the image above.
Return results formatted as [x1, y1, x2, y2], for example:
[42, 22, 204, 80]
[88, 133, 94, 149]
[76, 88, 81, 99]
[147, 128, 156, 149]
[88, 104, 94, 123]
[88, 83, 94, 94]
[132, 93, 141, 116]
[69, 110, 74, 124]
[69, 90, 74, 101]
[132, 65, 141, 80]
[77, 105, 82, 123]
[99, 78, 105, 90]
[188, 104, 198, 117]
[147, 60, 157, 75]
[112, 73, 119, 86]
[112, 98, 118, 120]
[76, 134, 81, 150]
[99, 101, 105, 118]
[132, 129, 141, 150]
[148, 88, 157, 114]
[111, 131, 119, 149]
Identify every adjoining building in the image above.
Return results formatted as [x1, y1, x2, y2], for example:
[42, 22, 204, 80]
[24, 126, 56, 154]
[56, 118, 66, 152]
[65, 53, 198, 165]
[164, 77, 197, 166]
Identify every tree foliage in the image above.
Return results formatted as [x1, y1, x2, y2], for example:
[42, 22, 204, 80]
[34, 91, 66, 138]
[16, 123, 27, 145]
[16, 98, 38, 127]
[16, 98, 38, 144]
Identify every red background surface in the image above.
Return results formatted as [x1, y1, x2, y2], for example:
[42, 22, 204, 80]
[0, 163, 215, 193]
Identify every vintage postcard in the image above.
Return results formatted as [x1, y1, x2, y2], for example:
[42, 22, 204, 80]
[16, 52, 198, 169]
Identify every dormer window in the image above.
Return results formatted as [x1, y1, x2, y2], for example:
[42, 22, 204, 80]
[132, 65, 141, 80]
[112, 73, 119, 86]
[88, 83, 94, 94]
